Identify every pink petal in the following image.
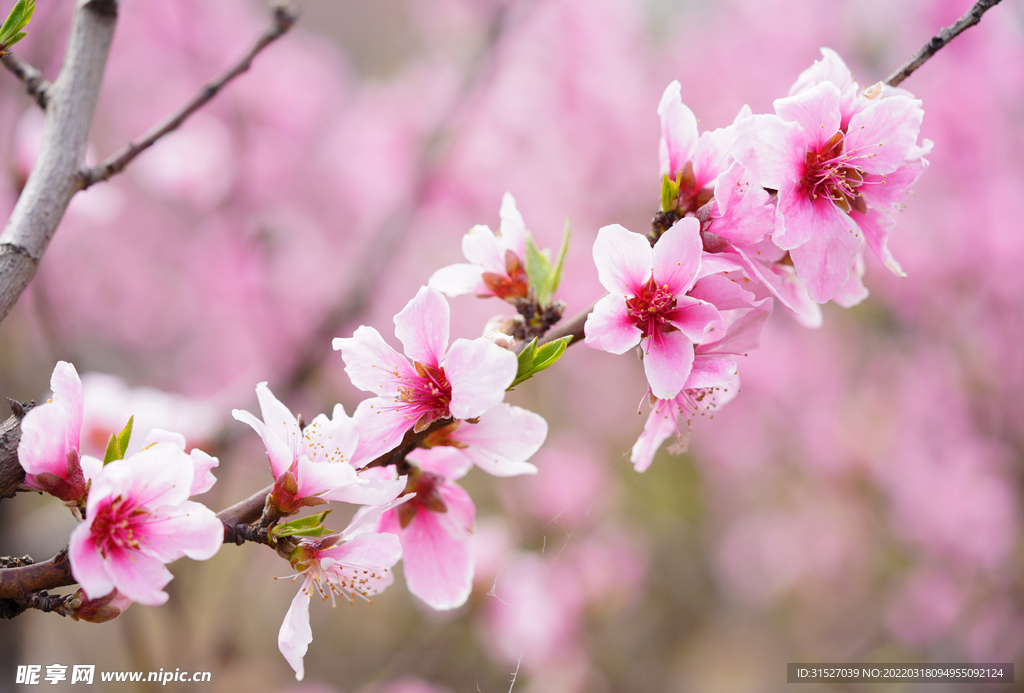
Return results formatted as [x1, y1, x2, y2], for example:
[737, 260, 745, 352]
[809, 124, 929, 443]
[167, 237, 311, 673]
[293, 453, 358, 499]
[445, 338, 517, 420]
[688, 275, 756, 311]
[498, 193, 528, 258]
[630, 398, 681, 473]
[394, 287, 450, 368]
[50, 361, 83, 453]
[381, 483, 475, 610]
[462, 224, 507, 274]
[831, 250, 869, 308]
[428, 263, 487, 297]
[593, 224, 653, 297]
[188, 449, 218, 495]
[684, 356, 738, 388]
[231, 408, 293, 480]
[324, 532, 403, 575]
[255, 382, 299, 457]
[142, 429, 185, 449]
[667, 297, 724, 343]
[790, 48, 857, 97]
[68, 522, 115, 601]
[643, 330, 695, 400]
[278, 585, 312, 681]
[844, 95, 923, 174]
[652, 218, 702, 296]
[708, 162, 774, 245]
[584, 294, 641, 354]
[334, 326, 416, 397]
[699, 297, 773, 356]
[408, 446, 473, 481]
[691, 125, 734, 188]
[774, 82, 842, 151]
[733, 114, 804, 191]
[852, 207, 905, 277]
[324, 474, 405, 505]
[141, 501, 223, 562]
[351, 398, 415, 463]
[731, 247, 822, 328]
[104, 546, 173, 606]
[449, 403, 547, 477]
[658, 81, 699, 177]
[19, 400, 74, 479]
[788, 199, 864, 302]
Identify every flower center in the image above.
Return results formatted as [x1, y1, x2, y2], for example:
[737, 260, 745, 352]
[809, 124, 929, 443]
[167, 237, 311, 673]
[802, 131, 866, 214]
[394, 362, 452, 428]
[305, 559, 390, 606]
[90, 495, 149, 557]
[625, 277, 677, 340]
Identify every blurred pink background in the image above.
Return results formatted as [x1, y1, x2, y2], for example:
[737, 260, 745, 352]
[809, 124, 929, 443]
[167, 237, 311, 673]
[1, 0, 1022, 690]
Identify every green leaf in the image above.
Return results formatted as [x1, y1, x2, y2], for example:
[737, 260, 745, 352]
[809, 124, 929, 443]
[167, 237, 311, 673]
[507, 336, 571, 389]
[102, 416, 135, 465]
[524, 233, 555, 307]
[661, 173, 681, 212]
[117, 415, 134, 457]
[272, 510, 332, 539]
[508, 338, 538, 390]
[0, 0, 34, 48]
[102, 433, 120, 465]
[549, 219, 571, 296]
[530, 335, 571, 374]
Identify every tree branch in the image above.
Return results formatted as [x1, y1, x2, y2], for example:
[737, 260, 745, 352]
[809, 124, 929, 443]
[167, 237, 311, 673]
[79, 3, 298, 190]
[885, 0, 1004, 87]
[0, 50, 51, 109]
[0, 0, 119, 328]
[0, 400, 32, 500]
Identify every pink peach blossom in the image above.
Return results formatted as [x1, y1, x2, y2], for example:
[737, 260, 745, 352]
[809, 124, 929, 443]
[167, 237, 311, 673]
[68, 441, 223, 606]
[585, 220, 725, 399]
[334, 286, 518, 460]
[232, 382, 404, 515]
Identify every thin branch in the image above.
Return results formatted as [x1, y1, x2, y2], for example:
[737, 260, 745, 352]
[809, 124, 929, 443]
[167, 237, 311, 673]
[536, 299, 597, 349]
[0, 50, 51, 108]
[79, 3, 298, 189]
[0, 0, 120, 328]
[885, 0, 1004, 87]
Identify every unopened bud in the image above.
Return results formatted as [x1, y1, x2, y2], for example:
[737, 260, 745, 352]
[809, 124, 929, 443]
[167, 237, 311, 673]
[484, 331, 515, 350]
[68, 588, 132, 623]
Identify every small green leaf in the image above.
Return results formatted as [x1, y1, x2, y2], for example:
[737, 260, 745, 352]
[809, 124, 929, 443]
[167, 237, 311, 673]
[116, 415, 134, 457]
[507, 336, 571, 388]
[549, 219, 571, 296]
[102, 433, 120, 465]
[272, 510, 332, 539]
[0, 0, 34, 49]
[530, 335, 572, 374]
[508, 338, 538, 390]
[660, 173, 682, 212]
[524, 233, 555, 307]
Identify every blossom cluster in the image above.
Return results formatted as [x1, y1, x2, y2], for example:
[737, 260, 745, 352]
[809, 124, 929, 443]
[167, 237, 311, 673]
[13, 44, 928, 685]
[579, 48, 927, 470]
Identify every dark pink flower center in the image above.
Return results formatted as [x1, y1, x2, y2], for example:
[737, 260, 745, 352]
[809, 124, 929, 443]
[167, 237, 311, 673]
[90, 495, 149, 557]
[394, 362, 452, 429]
[626, 277, 678, 340]
[802, 131, 867, 214]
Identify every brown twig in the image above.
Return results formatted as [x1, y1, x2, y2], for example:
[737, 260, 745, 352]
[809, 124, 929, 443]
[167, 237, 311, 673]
[536, 299, 598, 348]
[885, 0, 1004, 87]
[0, 400, 32, 500]
[79, 3, 298, 189]
[0, 50, 51, 109]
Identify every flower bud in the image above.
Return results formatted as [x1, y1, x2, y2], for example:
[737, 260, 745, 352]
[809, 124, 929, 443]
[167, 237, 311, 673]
[67, 588, 132, 623]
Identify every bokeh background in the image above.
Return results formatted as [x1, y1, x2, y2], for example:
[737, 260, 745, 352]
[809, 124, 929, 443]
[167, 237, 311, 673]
[1, 0, 1023, 691]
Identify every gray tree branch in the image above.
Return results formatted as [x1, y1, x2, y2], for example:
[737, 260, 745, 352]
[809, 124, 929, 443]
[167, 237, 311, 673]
[885, 0, 1004, 87]
[0, 50, 51, 109]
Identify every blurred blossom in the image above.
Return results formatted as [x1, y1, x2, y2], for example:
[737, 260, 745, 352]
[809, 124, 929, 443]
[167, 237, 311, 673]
[80, 371, 222, 458]
[885, 567, 966, 646]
